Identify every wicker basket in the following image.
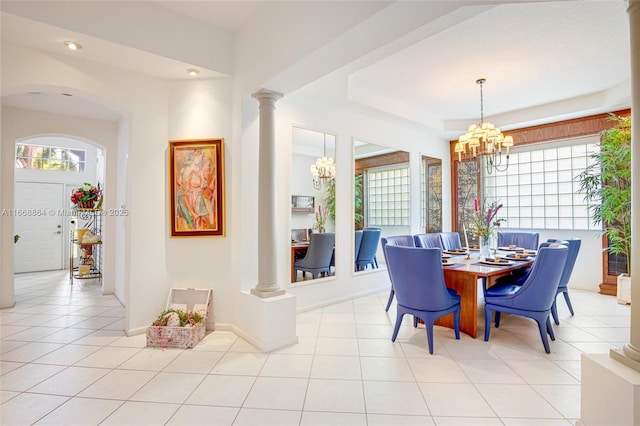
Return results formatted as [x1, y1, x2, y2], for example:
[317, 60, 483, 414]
[146, 322, 206, 349]
[77, 200, 96, 209]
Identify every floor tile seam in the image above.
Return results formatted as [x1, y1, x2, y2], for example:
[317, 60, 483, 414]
[22, 364, 110, 397]
[7, 391, 72, 424]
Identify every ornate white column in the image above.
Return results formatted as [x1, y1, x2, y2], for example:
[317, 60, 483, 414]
[612, 0, 640, 370]
[251, 88, 285, 298]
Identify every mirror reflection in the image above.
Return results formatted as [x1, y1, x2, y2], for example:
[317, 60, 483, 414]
[291, 127, 336, 284]
[421, 155, 442, 233]
[354, 140, 410, 272]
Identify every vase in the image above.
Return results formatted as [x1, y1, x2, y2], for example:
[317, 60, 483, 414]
[479, 236, 490, 259]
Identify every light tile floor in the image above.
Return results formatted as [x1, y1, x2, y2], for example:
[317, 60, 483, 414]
[0, 270, 631, 425]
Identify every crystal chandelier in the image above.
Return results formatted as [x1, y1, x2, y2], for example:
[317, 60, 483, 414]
[454, 78, 514, 174]
[310, 134, 335, 190]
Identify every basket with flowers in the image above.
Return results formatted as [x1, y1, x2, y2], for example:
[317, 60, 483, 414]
[71, 182, 102, 209]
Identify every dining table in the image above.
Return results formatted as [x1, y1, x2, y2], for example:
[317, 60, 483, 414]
[437, 248, 535, 338]
[291, 241, 310, 282]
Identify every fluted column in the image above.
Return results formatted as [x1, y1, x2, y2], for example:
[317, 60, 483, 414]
[251, 89, 286, 298]
[612, 0, 640, 369]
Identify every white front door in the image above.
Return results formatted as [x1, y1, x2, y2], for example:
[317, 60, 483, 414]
[14, 182, 65, 273]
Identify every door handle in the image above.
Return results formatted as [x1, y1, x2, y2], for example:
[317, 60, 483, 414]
[54, 231, 62, 234]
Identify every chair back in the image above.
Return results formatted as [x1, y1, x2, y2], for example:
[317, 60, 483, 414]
[297, 232, 335, 269]
[414, 233, 443, 249]
[507, 245, 568, 311]
[547, 238, 581, 288]
[356, 227, 382, 265]
[382, 235, 416, 248]
[291, 228, 309, 242]
[497, 231, 539, 250]
[384, 246, 457, 311]
[439, 232, 463, 250]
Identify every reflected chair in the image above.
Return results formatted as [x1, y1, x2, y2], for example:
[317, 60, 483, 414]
[414, 233, 443, 249]
[356, 227, 382, 271]
[381, 235, 416, 312]
[293, 232, 335, 281]
[439, 232, 463, 251]
[354, 230, 364, 272]
[484, 244, 568, 353]
[547, 238, 581, 324]
[384, 245, 461, 354]
[497, 231, 539, 250]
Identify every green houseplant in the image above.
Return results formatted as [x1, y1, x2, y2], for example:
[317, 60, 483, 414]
[577, 113, 631, 276]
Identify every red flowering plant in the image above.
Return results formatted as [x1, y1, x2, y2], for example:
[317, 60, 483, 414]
[71, 182, 102, 206]
[469, 198, 506, 239]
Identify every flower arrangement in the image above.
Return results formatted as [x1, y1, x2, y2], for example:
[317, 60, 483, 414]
[152, 309, 204, 327]
[71, 182, 102, 208]
[469, 198, 506, 239]
[315, 204, 329, 231]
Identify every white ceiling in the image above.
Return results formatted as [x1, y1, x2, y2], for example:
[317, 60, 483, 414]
[0, 1, 631, 136]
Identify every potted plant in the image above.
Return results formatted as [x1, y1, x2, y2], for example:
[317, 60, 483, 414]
[70, 182, 102, 209]
[577, 113, 631, 303]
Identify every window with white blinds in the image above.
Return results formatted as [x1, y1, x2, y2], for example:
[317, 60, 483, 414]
[483, 136, 601, 231]
[366, 165, 410, 226]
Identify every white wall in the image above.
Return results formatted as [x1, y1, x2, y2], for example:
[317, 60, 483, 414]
[166, 78, 234, 328]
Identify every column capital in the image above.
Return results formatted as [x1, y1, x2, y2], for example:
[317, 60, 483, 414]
[251, 88, 283, 104]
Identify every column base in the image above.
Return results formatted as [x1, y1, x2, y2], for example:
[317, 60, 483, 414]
[233, 291, 297, 352]
[251, 287, 286, 298]
[579, 352, 640, 426]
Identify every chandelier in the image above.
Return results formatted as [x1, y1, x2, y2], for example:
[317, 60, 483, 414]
[310, 134, 335, 190]
[454, 78, 514, 174]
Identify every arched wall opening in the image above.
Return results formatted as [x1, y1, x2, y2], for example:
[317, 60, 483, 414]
[1, 89, 129, 315]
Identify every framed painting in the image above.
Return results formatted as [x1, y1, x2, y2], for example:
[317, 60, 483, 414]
[169, 138, 225, 237]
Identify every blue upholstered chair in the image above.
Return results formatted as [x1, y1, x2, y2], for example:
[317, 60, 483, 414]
[294, 232, 335, 281]
[356, 227, 382, 271]
[547, 238, 581, 324]
[484, 244, 568, 353]
[439, 232, 463, 251]
[381, 235, 416, 312]
[384, 245, 460, 354]
[354, 230, 364, 271]
[414, 233, 443, 249]
[497, 231, 540, 250]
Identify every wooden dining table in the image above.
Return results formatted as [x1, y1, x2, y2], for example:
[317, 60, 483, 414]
[291, 241, 310, 282]
[437, 250, 535, 338]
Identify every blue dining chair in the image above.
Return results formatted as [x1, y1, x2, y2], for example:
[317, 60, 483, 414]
[356, 227, 382, 271]
[293, 232, 335, 281]
[547, 238, 581, 324]
[381, 235, 416, 312]
[497, 231, 540, 250]
[414, 233, 443, 249]
[439, 232, 463, 251]
[484, 244, 568, 353]
[384, 245, 460, 354]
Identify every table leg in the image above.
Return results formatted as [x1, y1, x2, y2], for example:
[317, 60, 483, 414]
[439, 270, 479, 338]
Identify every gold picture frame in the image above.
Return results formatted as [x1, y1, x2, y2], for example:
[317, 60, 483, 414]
[169, 138, 225, 237]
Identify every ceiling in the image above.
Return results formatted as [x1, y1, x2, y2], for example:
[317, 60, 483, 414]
[0, 1, 631, 137]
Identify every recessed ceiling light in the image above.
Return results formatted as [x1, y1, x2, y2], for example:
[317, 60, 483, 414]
[64, 40, 83, 51]
[187, 68, 200, 76]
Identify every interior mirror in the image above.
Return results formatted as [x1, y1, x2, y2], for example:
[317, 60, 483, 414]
[291, 127, 336, 284]
[421, 155, 442, 233]
[353, 140, 410, 272]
